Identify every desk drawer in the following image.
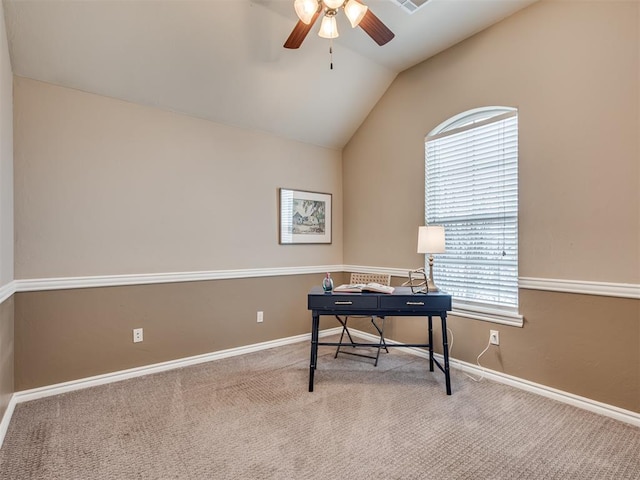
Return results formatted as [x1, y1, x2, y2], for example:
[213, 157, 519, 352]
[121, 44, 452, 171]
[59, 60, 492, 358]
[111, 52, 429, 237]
[380, 295, 452, 312]
[308, 294, 378, 311]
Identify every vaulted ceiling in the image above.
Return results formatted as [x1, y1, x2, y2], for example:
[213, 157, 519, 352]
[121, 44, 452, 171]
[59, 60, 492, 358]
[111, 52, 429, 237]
[3, 0, 537, 149]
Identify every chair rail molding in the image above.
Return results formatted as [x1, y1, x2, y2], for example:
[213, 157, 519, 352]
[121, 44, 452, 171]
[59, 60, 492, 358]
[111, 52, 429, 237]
[0, 281, 15, 304]
[14, 266, 345, 292]
[518, 277, 640, 299]
[7, 267, 639, 300]
[343, 266, 639, 300]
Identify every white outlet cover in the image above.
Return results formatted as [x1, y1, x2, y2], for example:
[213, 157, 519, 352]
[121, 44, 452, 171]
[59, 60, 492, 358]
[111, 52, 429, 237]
[133, 328, 143, 342]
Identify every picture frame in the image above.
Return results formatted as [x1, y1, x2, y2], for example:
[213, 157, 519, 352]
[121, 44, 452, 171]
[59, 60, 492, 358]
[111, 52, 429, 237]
[279, 188, 332, 244]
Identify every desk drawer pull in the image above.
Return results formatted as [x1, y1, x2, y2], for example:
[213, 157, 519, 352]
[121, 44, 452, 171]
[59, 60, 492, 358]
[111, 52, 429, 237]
[334, 301, 353, 305]
[406, 301, 425, 306]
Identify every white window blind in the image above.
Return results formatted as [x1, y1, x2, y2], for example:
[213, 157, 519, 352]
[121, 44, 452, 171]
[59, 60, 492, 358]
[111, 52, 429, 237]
[425, 109, 518, 309]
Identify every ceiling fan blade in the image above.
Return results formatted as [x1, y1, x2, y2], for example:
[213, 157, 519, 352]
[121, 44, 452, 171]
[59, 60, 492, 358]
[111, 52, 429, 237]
[284, 11, 321, 49]
[358, 9, 395, 46]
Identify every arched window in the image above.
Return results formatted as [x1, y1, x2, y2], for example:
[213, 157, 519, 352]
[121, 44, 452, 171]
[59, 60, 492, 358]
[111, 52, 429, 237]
[425, 107, 522, 324]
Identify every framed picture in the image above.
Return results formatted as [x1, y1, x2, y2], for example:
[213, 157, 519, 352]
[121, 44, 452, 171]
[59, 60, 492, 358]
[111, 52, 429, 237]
[279, 188, 332, 244]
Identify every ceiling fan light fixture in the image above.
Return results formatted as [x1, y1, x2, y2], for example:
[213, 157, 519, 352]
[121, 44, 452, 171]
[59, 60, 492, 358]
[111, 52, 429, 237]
[318, 14, 339, 39]
[284, 0, 394, 50]
[294, 0, 318, 24]
[323, 0, 344, 9]
[344, 0, 368, 27]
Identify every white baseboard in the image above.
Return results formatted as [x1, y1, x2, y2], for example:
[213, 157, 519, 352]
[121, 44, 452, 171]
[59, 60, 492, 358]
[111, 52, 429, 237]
[2, 326, 638, 449]
[0, 327, 342, 448]
[447, 356, 640, 428]
[13, 327, 342, 404]
[350, 329, 640, 428]
[0, 393, 17, 449]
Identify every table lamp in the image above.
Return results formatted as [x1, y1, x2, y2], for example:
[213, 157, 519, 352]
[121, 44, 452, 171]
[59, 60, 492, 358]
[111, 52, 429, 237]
[417, 225, 446, 292]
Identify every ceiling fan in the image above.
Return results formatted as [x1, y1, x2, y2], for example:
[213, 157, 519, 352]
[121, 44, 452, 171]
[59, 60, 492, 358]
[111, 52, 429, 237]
[284, 0, 395, 49]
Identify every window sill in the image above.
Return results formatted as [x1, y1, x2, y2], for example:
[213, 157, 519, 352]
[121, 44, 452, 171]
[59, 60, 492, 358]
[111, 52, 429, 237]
[451, 300, 524, 327]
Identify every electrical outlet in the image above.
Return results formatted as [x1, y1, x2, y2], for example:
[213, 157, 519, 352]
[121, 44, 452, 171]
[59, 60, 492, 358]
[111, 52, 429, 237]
[257, 311, 264, 323]
[133, 328, 143, 343]
[490, 330, 499, 345]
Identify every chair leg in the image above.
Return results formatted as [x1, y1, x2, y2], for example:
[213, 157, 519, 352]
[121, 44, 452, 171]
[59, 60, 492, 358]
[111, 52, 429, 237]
[371, 316, 389, 352]
[371, 316, 388, 367]
[334, 315, 356, 358]
[335, 315, 387, 365]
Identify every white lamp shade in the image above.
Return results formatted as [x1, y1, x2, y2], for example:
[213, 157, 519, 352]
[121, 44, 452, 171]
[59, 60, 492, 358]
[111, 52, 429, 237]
[323, 0, 344, 9]
[344, 0, 368, 27]
[318, 15, 339, 38]
[417, 226, 446, 254]
[294, 0, 318, 24]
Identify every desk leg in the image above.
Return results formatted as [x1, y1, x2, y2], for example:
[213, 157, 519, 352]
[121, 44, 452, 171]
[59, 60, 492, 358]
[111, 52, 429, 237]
[440, 313, 451, 395]
[428, 315, 434, 372]
[309, 313, 320, 392]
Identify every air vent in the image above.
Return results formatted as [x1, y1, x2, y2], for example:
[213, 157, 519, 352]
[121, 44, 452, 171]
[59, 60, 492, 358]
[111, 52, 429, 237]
[390, 0, 431, 14]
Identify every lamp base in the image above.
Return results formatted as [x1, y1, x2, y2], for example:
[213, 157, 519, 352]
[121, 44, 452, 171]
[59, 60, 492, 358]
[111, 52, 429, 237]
[426, 277, 440, 292]
[426, 254, 440, 292]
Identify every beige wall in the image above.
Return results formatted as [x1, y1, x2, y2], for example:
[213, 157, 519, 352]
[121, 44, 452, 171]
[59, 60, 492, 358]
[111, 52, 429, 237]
[345, 0, 639, 282]
[343, 0, 639, 411]
[12, 77, 347, 391]
[0, 1, 14, 423]
[14, 77, 343, 279]
[0, 1, 13, 288]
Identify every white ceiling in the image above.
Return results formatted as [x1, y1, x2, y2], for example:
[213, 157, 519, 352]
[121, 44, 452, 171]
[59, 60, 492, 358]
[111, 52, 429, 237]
[3, 0, 537, 149]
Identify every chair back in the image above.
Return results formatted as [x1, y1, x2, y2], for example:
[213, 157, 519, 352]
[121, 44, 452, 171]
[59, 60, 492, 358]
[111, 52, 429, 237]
[350, 273, 391, 286]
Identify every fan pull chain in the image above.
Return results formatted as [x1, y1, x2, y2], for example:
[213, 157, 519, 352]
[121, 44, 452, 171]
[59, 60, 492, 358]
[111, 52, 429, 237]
[329, 39, 333, 70]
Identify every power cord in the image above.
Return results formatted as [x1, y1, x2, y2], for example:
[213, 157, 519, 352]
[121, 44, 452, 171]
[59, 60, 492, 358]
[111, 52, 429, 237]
[446, 328, 491, 382]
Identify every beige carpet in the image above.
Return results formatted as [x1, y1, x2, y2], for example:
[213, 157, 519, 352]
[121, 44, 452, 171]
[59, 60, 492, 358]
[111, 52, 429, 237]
[1, 340, 639, 479]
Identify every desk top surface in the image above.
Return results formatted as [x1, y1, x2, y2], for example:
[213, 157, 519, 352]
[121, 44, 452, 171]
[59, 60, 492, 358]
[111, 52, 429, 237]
[308, 285, 450, 298]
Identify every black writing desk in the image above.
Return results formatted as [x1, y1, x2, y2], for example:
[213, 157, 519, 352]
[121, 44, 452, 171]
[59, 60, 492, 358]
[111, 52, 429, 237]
[307, 286, 453, 394]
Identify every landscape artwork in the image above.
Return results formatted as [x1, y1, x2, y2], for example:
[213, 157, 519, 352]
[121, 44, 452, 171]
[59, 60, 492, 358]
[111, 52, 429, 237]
[279, 188, 332, 244]
[292, 199, 325, 235]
